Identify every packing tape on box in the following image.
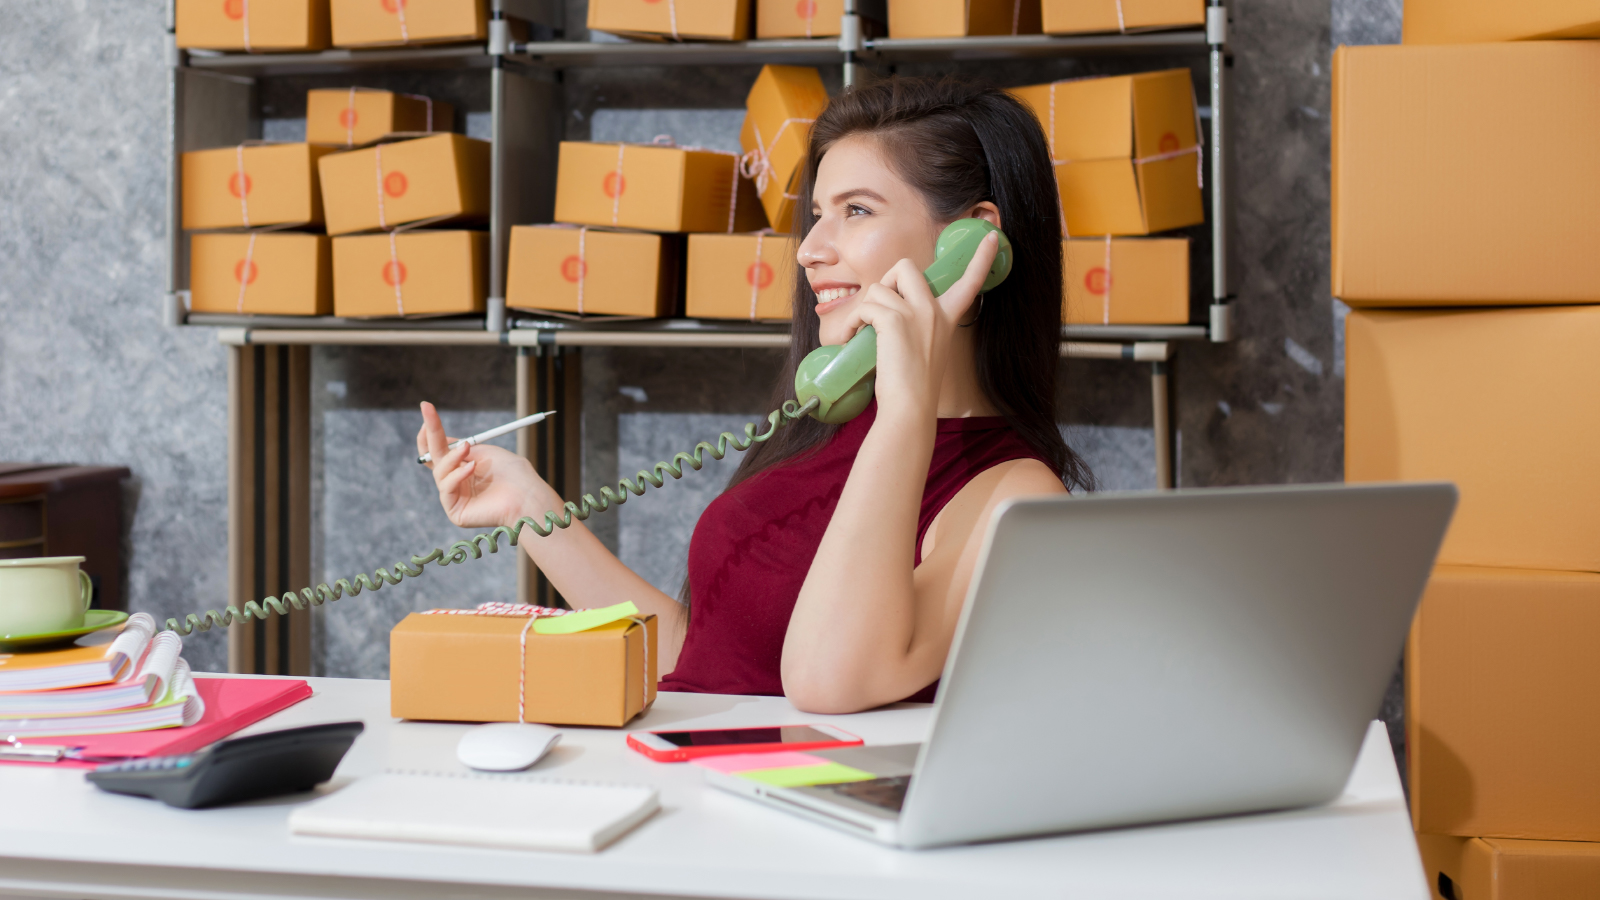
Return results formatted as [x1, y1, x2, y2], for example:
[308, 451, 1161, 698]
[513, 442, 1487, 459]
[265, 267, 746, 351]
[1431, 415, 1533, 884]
[609, 136, 743, 233]
[739, 118, 815, 201]
[340, 87, 439, 148]
[418, 601, 653, 724]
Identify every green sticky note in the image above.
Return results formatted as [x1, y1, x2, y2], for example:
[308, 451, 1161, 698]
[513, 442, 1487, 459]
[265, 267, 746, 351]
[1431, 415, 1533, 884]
[738, 763, 876, 788]
[532, 601, 641, 635]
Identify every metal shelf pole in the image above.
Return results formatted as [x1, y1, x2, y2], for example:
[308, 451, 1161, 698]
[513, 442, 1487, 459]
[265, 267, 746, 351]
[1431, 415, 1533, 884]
[1207, 0, 1232, 341]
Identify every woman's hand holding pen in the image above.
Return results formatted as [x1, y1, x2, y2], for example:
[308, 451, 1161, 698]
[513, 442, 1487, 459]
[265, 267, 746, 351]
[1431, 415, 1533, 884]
[417, 401, 551, 531]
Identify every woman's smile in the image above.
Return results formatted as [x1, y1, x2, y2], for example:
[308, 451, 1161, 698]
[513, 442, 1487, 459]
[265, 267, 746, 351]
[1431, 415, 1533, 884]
[812, 283, 860, 315]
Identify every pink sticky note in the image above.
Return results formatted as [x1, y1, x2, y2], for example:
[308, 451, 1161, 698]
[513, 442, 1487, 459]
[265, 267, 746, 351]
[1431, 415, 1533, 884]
[691, 752, 829, 774]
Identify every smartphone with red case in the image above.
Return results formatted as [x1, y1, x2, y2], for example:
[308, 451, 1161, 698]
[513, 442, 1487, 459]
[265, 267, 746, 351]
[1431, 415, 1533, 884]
[626, 724, 863, 762]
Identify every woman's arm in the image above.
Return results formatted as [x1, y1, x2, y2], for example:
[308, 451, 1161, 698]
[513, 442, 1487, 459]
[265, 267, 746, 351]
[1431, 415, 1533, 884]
[782, 232, 1064, 713]
[417, 403, 688, 671]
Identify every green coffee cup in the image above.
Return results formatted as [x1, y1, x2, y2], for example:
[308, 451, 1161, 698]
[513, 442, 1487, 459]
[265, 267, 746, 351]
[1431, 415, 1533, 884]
[0, 556, 93, 638]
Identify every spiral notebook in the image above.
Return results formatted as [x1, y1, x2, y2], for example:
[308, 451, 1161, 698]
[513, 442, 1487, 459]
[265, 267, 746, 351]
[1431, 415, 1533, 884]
[289, 771, 660, 853]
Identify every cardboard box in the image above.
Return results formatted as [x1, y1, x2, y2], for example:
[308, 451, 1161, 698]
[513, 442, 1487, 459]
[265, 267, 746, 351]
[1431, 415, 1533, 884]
[587, 0, 750, 40]
[888, 0, 1041, 36]
[1011, 70, 1204, 236]
[1404, 0, 1600, 44]
[1418, 833, 1600, 900]
[1331, 43, 1600, 306]
[332, 230, 485, 317]
[1063, 237, 1187, 325]
[507, 226, 677, 318]
[755, 0, 886, 37]
[1409, 566, 1600, 842]
[181, 143, 334, 231]
[329, 0, 486, 46]
[317, 133, 490, 236]
[1042, 0, 1204, 34]
[1344, 306, 1600, 573]
[390, 612, 657, 727]
[554, 141, 765, 234]
[741, 66, 829, 234]
[189, 232, 332, 315]
[175, 0, 331, 50]
[305, 88, 454, 148]
[686, 232, 796, 320]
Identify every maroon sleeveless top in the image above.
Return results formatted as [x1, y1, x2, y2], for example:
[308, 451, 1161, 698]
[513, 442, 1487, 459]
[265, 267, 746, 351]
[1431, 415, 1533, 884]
[659, 401, 1053, 702]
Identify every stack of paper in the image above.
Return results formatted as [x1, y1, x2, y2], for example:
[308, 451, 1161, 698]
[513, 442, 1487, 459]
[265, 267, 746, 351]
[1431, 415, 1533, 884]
[0, 614, 206, 737]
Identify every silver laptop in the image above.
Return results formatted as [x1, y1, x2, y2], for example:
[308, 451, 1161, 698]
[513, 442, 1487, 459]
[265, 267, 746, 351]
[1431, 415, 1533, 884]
[705, 483, 1457, 849]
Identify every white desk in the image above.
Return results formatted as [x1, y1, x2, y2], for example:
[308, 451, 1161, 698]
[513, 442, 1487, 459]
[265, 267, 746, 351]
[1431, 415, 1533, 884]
[0, 676, 1427, 900]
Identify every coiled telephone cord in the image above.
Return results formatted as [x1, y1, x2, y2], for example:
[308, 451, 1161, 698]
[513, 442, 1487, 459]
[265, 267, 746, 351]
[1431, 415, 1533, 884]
[164, 398, 820, 636]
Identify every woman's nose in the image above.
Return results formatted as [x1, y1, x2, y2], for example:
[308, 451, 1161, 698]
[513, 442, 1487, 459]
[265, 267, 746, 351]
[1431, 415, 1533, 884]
[797, 220, 837, 268]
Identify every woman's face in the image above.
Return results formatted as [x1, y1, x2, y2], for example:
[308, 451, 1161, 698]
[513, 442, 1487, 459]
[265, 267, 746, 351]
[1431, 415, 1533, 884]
[798, 134, 945, 346]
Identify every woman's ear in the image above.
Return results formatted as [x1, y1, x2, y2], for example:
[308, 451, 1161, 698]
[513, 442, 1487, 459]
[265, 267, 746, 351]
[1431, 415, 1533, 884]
[966, 202, 1002, 232]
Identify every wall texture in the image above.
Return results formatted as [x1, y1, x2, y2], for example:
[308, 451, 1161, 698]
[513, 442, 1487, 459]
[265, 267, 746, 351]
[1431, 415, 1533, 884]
[0, 0, 1401, 714]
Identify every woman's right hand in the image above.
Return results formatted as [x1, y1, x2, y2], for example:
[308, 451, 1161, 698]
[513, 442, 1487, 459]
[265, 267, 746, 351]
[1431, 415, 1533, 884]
[416, 401, 551, 530]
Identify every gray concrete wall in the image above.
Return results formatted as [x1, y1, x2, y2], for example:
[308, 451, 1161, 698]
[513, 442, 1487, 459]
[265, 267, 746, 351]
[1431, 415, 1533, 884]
[0, 0, 1396, 686]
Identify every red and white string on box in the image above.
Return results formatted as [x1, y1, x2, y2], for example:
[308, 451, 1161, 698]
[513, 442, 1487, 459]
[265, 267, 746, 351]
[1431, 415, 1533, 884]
[1115, 0, 1127, 33]
[236, 232, 258, 313]
[739, 117, 814, 205]
[1101, 234, 1113, 324]
[396, 0, 411, 43]
[575, 226, 589, 315]
[646, 135, 744, 233]
[240, 0, 252, 51]
[667, 0, 680, 40]
[749, 229, 767, 321]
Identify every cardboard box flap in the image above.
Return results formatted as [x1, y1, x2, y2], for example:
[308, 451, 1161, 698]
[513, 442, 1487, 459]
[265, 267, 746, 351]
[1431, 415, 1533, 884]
[1131, 70, 1200, 159]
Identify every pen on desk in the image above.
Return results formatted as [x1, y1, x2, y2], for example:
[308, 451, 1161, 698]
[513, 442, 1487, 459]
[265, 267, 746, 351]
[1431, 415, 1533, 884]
[417, 411, 557, 465]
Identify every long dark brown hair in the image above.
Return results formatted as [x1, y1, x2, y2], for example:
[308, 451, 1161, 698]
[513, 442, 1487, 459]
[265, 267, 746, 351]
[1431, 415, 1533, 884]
[727, 74, 1093, 492]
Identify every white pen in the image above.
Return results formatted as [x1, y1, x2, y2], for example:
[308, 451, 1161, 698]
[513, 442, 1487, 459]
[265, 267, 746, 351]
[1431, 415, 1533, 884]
[417, 411, 557, 464]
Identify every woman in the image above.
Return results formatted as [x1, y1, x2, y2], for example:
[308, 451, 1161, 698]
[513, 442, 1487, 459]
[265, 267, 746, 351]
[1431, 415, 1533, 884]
[417, 76, 1093, 714]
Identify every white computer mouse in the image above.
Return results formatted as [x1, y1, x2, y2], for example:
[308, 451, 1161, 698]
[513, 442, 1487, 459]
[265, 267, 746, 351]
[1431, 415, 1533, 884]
[456, 722, 562, 772]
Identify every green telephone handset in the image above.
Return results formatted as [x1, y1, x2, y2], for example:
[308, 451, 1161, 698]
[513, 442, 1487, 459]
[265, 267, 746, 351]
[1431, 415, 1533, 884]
[166, 219, 1013, 635]
[793, 217, 1013, 424]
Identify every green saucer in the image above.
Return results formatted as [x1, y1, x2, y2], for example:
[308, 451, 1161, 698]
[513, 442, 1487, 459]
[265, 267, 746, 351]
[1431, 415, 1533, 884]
[0, 610, 131, 650]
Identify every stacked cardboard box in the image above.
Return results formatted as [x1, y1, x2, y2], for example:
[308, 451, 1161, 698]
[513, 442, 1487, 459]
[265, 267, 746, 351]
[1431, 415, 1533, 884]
[1010, 69, 1200, 324]
[1336, 35, 1600, 899]
[510, 65, 807, 320]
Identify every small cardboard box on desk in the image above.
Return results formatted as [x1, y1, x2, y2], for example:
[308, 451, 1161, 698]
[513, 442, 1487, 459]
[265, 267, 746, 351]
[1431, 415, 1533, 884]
[190, 232, 333, 316]
[175, 0, 331, 51]
[305, 89, 455, 148]
[318, 133, 492, 236]
[182, 144, 335, 231]
[554, 140, 766, 234]
[391, 602, 657, 728]
[1062, 237, 1187, 325]
[888, 0, 1041, 37]
[1010, 70, 1204, 236]
[506, 226, 678, 318]
[330, 0, 486, 46]
[687, 232, 797, 321]
[741, 65, 830, 234]
[587, 0, 750, 40]
[1042, 0, 1205, 34]
[332, 230, 486, 317]
[1332, 43, 1600, 307]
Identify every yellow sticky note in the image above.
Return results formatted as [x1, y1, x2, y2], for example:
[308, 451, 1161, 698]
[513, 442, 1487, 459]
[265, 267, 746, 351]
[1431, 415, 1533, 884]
[738, 763, 876, 788]
[531, 601, 641, 635]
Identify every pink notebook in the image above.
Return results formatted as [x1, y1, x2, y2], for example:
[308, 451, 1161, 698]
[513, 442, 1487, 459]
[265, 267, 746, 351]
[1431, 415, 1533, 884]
[0, 676, 313, 769]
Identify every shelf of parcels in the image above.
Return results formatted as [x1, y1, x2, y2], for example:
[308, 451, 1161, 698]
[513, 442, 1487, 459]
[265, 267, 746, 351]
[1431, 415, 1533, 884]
[181, 45, 494, 77]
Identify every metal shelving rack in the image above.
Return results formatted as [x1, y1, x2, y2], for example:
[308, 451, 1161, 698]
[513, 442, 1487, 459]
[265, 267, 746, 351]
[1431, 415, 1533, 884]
[164, 0, 1232, 674]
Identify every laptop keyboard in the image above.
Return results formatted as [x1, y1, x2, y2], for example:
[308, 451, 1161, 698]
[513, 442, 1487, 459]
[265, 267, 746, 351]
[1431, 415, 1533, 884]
[815, 775, 912, 812]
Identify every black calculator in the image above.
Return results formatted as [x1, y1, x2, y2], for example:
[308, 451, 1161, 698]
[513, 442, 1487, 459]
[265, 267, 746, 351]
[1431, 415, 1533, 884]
[86, 721, 364, 809]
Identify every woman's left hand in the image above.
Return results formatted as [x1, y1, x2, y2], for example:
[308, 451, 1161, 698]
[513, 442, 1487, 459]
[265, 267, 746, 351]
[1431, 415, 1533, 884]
[834, 230, 1000, 421]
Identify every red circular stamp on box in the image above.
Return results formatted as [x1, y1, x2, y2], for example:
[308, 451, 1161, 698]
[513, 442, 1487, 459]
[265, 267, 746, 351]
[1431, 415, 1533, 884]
[228, 172, 252, 198]
[382, 261, 408, 286]
[1159, 132, 1181, 153]
[796, 0, 818, 16]
[1085, 267, 1110, 295]
[384, 171, 408, 197]
[746, 261, 774, 289]
[380, 0, 407, 13]
[223, 0, 245, 20]
[234, 260, 258, 285]
[561, 255, 587, 283]
[339, 108, 359, 129]
[602, 172, 626, 199]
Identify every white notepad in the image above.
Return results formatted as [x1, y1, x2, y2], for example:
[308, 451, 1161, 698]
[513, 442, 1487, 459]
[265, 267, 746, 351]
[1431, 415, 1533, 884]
[288, 772, 659, 853]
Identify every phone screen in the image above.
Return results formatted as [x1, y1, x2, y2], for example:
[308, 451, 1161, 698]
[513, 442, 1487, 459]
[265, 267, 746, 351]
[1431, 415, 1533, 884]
[650, 725, 837, 748]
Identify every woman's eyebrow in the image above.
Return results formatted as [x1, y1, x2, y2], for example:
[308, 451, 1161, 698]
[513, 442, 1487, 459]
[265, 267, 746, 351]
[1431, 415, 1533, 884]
[828, 188, 888, 206]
